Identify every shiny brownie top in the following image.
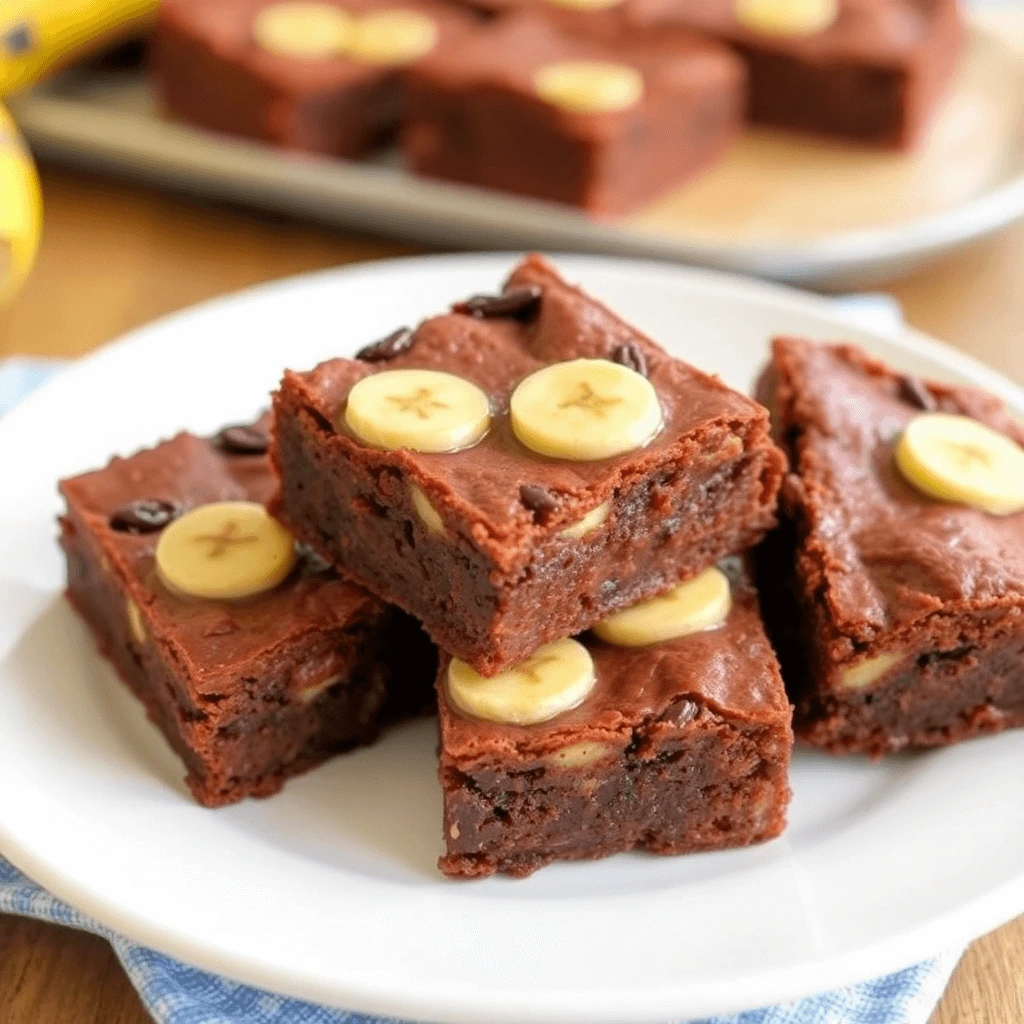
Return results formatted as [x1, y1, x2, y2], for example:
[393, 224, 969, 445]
[438, 559, 791, 762]
[765, 336, 1024, 645]
[59, 420, 385, 691]
[275, 254, 782, 568]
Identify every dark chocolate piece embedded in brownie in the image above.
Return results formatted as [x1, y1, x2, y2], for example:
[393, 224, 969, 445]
[756, 337, 1024, 756]
[59, 417, 434, 807]
[401, 15, 745, 213]
[436, 559, 793, 878]
[152, 0, 473, 158]
[270, 254, 786, 677]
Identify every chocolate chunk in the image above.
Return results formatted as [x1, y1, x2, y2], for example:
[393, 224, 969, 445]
[898, 376, 937, 412]
[455, 285, 543, 320]
[357, 327, 415, 362]
[214, 423, 270, 455]
[611, 342, 648, 378]
[296, 542, 333, 575]
[110, 499, 178, 534]
[519, 484, 558, 517]
[667, 699, 699, 725]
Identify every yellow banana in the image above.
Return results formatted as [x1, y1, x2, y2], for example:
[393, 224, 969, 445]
[0, 0, 157, 98]
[0, 101, 41, 305]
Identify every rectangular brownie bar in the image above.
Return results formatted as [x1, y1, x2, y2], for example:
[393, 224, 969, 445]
[757, 337, 1024, 755]
[59, 418, 433, 807]
[152, 0, 472, 158]
[401, 15, 745, 213]
[436, 559, 792, 878]
[270, 254, 785, 676]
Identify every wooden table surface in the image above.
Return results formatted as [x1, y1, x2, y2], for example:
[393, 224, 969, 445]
[1, 165, 1023, 1023]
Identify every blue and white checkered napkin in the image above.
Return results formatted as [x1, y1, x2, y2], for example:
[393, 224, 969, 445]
[0, 332, 962, 1024]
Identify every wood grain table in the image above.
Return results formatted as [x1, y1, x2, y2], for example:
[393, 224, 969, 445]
[1, 165, 1023, 1024]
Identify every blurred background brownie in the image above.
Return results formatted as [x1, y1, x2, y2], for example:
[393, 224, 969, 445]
[271, 255, 785, 676]
[153, 0, 473, 157]
[757, 336, 1024, 756]
[59, 418, 434, 807]
[437, 559, 792, 878]
[402, 15, 746, 212]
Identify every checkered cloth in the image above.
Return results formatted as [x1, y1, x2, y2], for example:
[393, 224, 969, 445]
[0, 329, 962, 1022]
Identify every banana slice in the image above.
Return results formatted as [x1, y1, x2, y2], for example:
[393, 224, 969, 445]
[156, 501, 297, 600]
[345, 368, 490, 453]
[534, 61, 644, 115]
[560, 500, 610, 539]
[592, 566, 731, 647]
[252, 2, 352, 58]
[447, 638, 596, 725]
[895, 413, 1024, 516]
[348, 10, 438, 64]
[734, 0, 837, 34]
[511, 359, 662, 461]
[410, 484, 445, 536]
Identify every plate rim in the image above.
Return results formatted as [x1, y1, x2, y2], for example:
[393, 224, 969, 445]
[2, 251, 1024, 1022]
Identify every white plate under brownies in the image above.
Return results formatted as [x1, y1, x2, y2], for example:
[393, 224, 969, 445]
[9, 14, 1024, 287]
[1, 254, 1023, 1023]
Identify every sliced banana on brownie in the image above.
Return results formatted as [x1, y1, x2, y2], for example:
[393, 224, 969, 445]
[734, 0, 838, 35]
[348, 10, 438, 64]
[252, 2, 353, 58]
[592, 566, 731, 647]
[895, 413, 1024, 516]
[447, 638, 596, 725]
[156, 501, 297, 600]
[534, 61, 644, 115]
[511, 358, 662, 461]
[344, 368, 490, 453]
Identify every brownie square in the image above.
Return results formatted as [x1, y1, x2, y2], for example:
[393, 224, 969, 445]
[401, 16, 745, 213]
[59, 420, 434, 807]
[757, 337, 1024, 755]
[152, 0, 472, 158]
[645, 0, 964, 148]
[270, 254, 785, 677]
[436, 559, 793, 878]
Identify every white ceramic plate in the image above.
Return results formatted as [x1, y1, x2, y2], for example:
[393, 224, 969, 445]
[9, 14, 1024, 287]
[1, 254, 1024, 1024]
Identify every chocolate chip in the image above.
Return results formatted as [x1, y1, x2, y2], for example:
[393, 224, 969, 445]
[357, 327, 415, 362]
[611, 342, 648, 378]
[898, 375, 937, 412]
[454, 285, 543, 320]
[668, 699, 699, 725]
[110, 499, 178, 534]
[214, 423, 269, 455]
[519, 484, 558, 517]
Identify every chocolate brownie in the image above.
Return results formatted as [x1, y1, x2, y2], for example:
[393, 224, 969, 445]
[152, 0, 472, 158]
[59, 418, 434, 807]
[757, 337, 1024, 756]
[270, 254, 785, 677]
[641, 0, 964, 148]
[401, 16, 745, 212]
[436, 559, 792, 878]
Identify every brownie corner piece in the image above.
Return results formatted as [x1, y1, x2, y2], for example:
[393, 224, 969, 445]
[59, 423, 434, 807]
[270, 255, 785, 676]
[435, 559, 793, 878]
[758, 335, 1024, 756]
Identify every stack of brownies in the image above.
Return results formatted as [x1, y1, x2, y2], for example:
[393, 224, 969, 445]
[151, 0, 965, 212]
[60, 254, 1024, 878]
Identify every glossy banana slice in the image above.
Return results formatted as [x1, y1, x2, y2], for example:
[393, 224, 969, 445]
[734, 0, 838, 34]
[252, 2, 352, 58]
[348, 10, 438, 64]
[534, 61, 644, 115]
[156, 501, 297, 600]
[592, 566, 731, 647]
[895, 413, 1024, 516]
[345, 368, 490, 453]
[511, 358, 662, 461]
[447, 638, 596, 725]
